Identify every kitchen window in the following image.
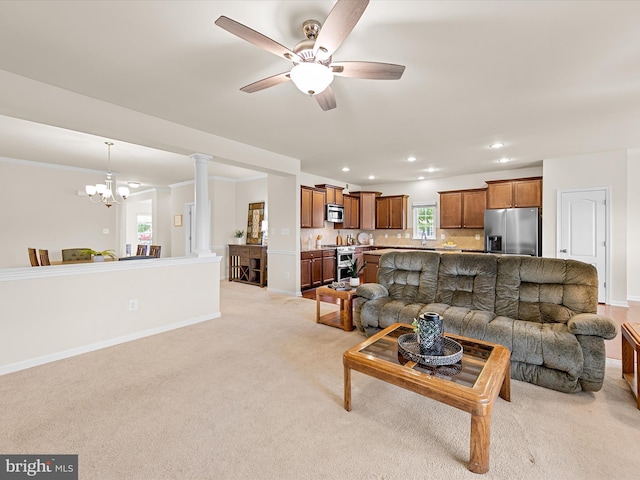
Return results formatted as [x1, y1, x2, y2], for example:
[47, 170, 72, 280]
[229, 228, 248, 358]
[413, 203, 436, 240]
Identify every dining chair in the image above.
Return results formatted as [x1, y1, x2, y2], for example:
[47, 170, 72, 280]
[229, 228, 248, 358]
[28, 248, 40, 267]
[149, 245, 161, 258]
[136, 245, 149, 256]
[38, 249, 51, 266]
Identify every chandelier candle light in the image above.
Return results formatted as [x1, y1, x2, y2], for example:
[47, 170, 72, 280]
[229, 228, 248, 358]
[85, 142, 129, 208]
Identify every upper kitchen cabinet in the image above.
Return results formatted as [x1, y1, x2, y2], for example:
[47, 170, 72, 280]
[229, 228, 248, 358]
[376, 195, 408, 229]
[336, 194, 359, 229]
[439, 188, 487, 229]
[301, 186, 326, 228]
[315, 184, 344, 206]
[349, 192, 381, 231]
[486, 177, 542, 209]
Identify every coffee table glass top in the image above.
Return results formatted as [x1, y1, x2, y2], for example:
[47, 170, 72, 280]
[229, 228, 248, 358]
[358, 324, 494, 389]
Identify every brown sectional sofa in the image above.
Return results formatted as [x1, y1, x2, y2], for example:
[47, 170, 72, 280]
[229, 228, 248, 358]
[353, 251, 618, 393]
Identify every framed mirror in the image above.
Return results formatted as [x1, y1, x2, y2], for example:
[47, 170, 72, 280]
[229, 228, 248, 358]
[246, 202, 265, 245]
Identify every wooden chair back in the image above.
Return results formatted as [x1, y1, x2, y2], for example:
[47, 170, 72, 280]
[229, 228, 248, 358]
[136, 245, 149, 256]
[39, 249, 51, 266]
[149, 245, 161, 258]
[28, 248, 40, 267]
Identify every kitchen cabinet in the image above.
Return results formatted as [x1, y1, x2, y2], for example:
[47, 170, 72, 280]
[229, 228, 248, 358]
[301, 186, 326, 228]
[301, 248, 337, 290]
[376, 195, 408, 229]
[315, 184, 344, 206]
[349, 191, 380, 231]
[336, 194, 359, 229]
[228, 244, 268, 287]
[486, 177, 542, 209]
[301, 250, 323, 289]
[363, 252, 380, 284]
[354, 247, 367, 281]
[461, 189, 487, 228]
[439, 188, 487, 229]
[322, 249, 336, 284]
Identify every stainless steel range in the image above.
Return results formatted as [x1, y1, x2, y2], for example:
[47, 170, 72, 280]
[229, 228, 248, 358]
[336, 246, 356, 282]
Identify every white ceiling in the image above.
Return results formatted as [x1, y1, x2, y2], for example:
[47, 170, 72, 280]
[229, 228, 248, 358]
[0, 0, 638, 187]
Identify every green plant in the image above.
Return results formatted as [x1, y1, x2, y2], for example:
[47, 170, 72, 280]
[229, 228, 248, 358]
[234, 230, 245, 238]
[80, 249, 116, 259]
[347, 258, 366, 278]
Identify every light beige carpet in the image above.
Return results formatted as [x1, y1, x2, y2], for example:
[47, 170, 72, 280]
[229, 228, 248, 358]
[1, 281, 639, 479]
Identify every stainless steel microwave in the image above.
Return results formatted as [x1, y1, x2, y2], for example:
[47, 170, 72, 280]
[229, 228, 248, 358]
[326, 204, 344, 223]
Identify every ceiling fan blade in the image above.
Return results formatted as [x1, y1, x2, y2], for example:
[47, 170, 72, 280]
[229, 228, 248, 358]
[240, 72, 291, 93]
[313, 0, 369, 58]
[331, 61, 405, 80]
[215, 16, 301, 63]
[315, 87, 337, 111]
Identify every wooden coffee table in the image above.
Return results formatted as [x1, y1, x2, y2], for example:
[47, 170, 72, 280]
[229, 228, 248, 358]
[343, 323, 511, 474]
[622, 322, 640, 409]
[316, 285, 356, 331]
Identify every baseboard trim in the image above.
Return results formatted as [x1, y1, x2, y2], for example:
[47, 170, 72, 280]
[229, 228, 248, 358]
[609, 300, 630, 308]
[628, 295, 640, 302]
[0, 312, 220, 376]
[266, 286, 298, 296]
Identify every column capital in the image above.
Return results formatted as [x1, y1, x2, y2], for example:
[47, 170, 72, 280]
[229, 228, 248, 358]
[189, 153, 213, 164]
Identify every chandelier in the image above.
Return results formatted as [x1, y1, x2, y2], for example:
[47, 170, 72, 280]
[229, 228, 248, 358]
[85, 142, 129, 208]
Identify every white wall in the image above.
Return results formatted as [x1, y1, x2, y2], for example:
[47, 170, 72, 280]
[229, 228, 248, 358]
[267, 173, 298, 294]
[628, 151, 640, 300]
[0, 256, 221, 374]
[543, 150, 628, 305]
[0, 158, 117, 267]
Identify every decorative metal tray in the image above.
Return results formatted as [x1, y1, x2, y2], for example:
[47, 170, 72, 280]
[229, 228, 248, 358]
[398, 333, 463, 366]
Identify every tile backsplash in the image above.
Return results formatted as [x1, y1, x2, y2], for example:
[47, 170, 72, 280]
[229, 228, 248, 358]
[301, 226, 485, 251]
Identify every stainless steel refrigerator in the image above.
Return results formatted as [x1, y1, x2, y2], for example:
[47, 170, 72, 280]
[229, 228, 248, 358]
[484, 208, 541, 256]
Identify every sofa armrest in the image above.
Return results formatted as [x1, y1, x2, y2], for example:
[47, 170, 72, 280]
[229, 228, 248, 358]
[567, 313, 618, 339]
[355, 283, 389, 300]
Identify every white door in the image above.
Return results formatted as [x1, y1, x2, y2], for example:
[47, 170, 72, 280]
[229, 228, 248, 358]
[558, 189, 607, 303]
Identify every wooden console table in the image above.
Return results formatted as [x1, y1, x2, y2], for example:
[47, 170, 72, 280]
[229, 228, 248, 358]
[228, 244, 267, 287]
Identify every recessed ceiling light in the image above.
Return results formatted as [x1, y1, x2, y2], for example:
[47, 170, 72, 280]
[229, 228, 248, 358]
[127, 181, 141, 188]
[368, 175, 375, 180]
[342, 167, 350, 172]
[407, 156, 417, 162]
[489, 142, 505, 149]
[418, 176, 425, 180]
[498, 157, 510, 163]
[424, 167, 437, 173]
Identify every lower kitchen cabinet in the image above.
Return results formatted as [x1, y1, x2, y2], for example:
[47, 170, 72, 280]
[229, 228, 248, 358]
[301, 249, 336, 290]
[363, 252, 380, 284]
[322, 250, 336, 284]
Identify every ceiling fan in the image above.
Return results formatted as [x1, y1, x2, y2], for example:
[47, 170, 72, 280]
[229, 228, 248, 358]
[214, 0, 405, 111]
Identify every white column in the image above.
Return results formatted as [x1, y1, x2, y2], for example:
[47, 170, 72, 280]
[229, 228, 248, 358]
[190, 153, 214, 256]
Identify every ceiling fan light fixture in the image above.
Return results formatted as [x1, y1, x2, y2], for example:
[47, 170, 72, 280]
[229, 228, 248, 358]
[290, 62, 334, 95]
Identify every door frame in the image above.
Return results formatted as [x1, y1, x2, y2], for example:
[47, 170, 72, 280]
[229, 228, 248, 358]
[556, 187, 610, 304]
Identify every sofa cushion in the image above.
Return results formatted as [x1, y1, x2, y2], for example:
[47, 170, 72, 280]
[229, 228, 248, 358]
[427, 303, 496, 340]
[484, 316, 583, 378]
[495, 256, 598, 323]
[357, 297, 422, 332]
[434, 254, 497, 312]
[378, 251, 440, 304]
